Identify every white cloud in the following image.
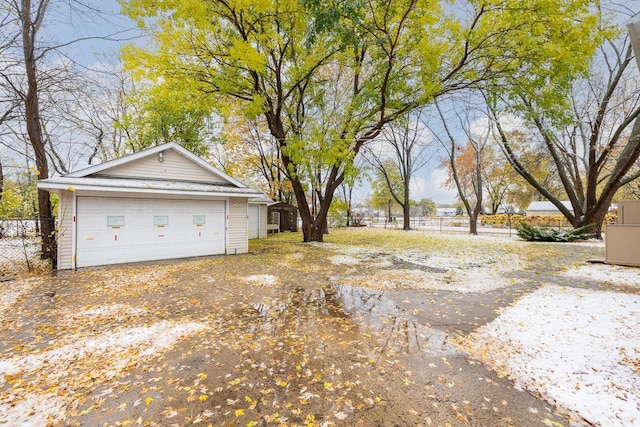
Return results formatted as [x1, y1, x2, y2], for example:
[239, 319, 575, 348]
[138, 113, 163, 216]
[411, 168, 458, 204]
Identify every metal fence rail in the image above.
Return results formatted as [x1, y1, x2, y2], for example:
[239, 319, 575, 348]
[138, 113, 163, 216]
[0, 218, 49, 277]
[359, 215, 576, 236]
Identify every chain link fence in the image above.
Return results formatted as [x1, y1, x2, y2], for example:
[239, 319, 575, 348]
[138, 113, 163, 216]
[0, 218, 51, 278]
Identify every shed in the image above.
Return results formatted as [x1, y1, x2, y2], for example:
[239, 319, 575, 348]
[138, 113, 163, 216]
[267, 202, 298, 232]
[37, 143, 262, 269]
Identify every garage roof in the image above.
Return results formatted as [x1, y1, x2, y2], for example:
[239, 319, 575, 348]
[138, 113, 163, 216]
[38, 142, 263, 199]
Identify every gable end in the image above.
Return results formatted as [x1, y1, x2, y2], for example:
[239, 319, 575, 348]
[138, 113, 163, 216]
[91, 148, 226, 184]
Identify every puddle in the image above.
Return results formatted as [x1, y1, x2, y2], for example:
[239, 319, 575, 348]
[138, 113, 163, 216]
[233, 282, 457, 358]
[325, 283, 458, 356]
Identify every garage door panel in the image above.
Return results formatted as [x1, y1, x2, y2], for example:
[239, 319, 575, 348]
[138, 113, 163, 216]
[76, 197, 227, 267]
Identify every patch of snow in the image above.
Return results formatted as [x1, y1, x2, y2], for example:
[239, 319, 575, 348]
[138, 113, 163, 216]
[329, 255, 361, 265]
[0, 393, 65, 427]
[64, 304, 147, 324]
[563, 264, 640, 288]
[340, 268, 515, 293]
[0, 320, 207, 378]
[322, 236, 523, 278]
[286, 252, 304, 261]
[463, 285, 640, 427]
[0, 320, 208, 424]
[395, 253, 510, 271]
[0, 278, 41, 316]
[244, 274, 278, 286]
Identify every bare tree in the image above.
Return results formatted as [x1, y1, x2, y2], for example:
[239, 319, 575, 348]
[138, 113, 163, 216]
[363, 113, 433, 231]
[489, 35, 640, 238]
[434, 100, 489, 235]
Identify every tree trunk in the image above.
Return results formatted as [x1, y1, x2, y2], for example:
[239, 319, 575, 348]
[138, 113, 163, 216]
[343, 185, 353, 227]
[291, 177, 313, 242]
[402, 202, 411, 231]
[579, 197, 613, 239]
[402, 176, 411, 231]
[469, 213, 478, 235]
[21, 0, 56, 265]
[0, 157, 3, 203]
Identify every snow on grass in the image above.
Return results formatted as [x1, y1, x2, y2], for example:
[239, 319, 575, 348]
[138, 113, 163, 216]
[462, 285, 640, 427]
[329, 254, 362, 265]
[562, 264, 640, 288]
[325, 239, 523, 293]
[339, 267, 516, 293]
[0, 320, 208, 425]
[244, 274, 278, 286]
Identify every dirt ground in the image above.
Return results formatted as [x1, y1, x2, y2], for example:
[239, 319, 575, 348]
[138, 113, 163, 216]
[0, 228, 615, 426]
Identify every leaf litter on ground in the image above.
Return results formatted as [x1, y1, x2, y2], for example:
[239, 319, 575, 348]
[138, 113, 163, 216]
[0, 228, 637, 426]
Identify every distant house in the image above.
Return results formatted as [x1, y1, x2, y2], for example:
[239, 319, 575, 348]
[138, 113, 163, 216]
[267, 202, 298, 232]
[436, 207, 458, 216]
[525, 201, 572, 215]
[37, 143, 263, 269]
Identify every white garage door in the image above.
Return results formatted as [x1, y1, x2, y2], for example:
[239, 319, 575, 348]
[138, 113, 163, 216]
[248, 205, 259, 239]
[76, 197, 226, 267]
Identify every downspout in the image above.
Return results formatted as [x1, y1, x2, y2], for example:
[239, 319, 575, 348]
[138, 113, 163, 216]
[72, 192, 77, 270]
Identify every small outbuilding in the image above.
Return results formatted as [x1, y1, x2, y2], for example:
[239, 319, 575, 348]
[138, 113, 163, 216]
[37, 143, 263, 269]
[267, 202, 298, 233]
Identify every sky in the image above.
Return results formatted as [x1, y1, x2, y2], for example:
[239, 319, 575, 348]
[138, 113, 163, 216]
[44, 0, 142, 66]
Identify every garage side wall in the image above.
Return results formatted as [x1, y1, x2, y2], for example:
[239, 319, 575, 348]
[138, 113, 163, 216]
[57, 190, 74, 269]
[228, 198, 248, 254]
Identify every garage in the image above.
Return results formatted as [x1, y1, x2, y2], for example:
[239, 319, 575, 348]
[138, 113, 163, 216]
[37, 142, 263, 269]
[76, 197, 226, 267]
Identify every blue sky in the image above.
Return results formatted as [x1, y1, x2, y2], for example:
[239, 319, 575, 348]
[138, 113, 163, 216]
[44, 0, 142, 67]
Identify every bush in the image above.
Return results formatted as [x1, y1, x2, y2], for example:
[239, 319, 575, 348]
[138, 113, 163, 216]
[515, 223, 594, 242]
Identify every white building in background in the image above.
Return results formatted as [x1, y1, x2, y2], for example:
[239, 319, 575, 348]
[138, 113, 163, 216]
[525, 201, 572, 216]
[436, 207, 458, 216]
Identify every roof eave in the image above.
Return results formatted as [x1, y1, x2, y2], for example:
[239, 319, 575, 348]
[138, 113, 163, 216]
[37, 181, 262, 199]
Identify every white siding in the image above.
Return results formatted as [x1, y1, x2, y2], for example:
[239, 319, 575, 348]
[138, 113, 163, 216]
[95, 149, 226, 184]
[228, 197, 248, 254]
[258, 204, 268, 238]
[248, 204, 268, 239]
[248, 205, 260, 239]
[57, 190, 74, 269]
